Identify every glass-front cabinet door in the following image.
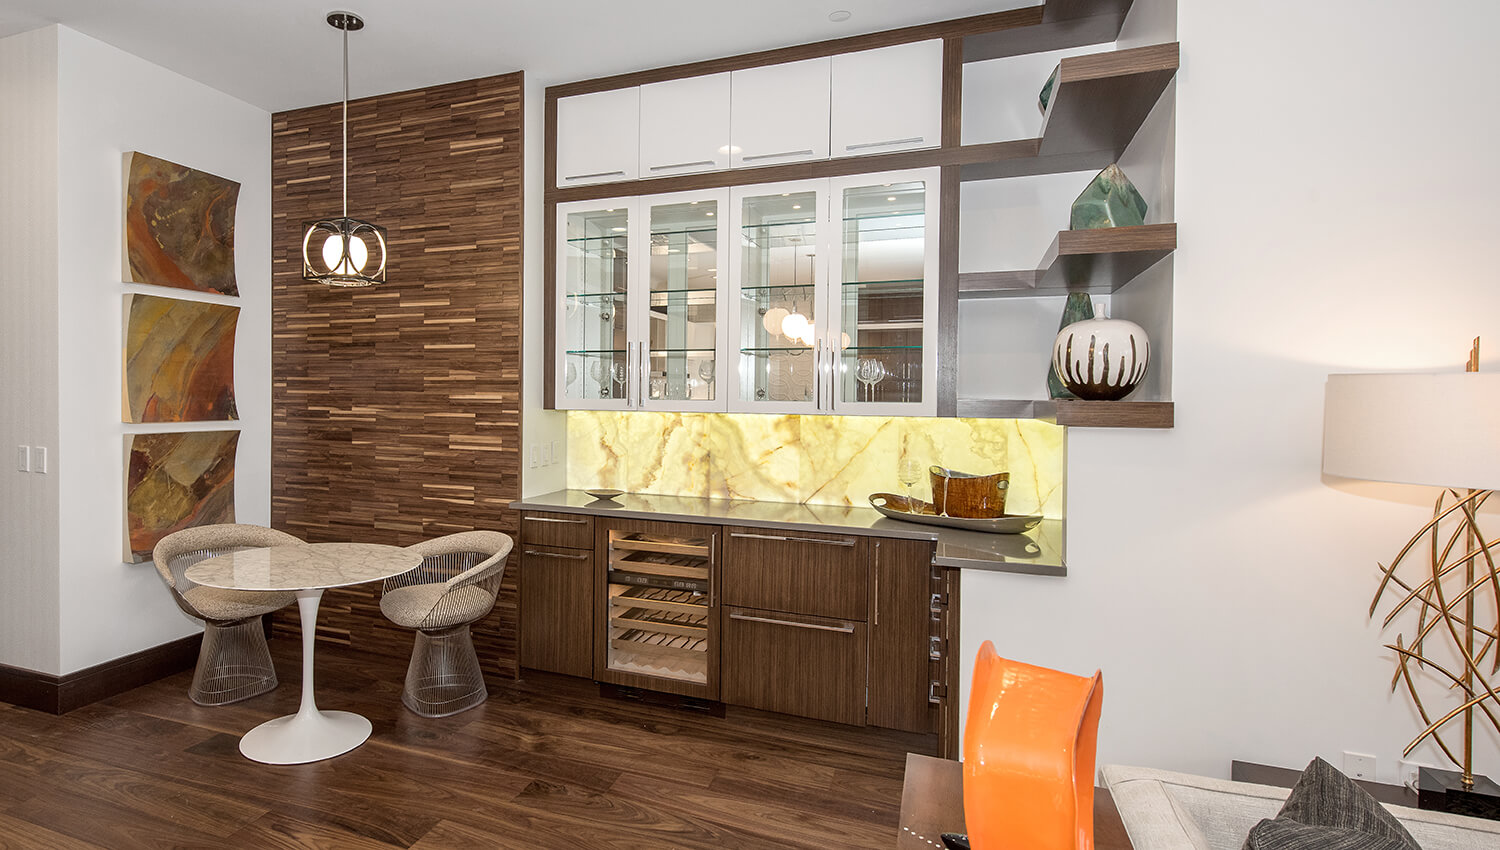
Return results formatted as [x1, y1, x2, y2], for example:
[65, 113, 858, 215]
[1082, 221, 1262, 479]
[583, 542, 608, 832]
[726, 181, 829, 414]
[641, 190, 729, 411]
[726, 168, 938, 416]
[558, 198, 636, 409]
[557, 191, 729, 411]
[829, 169, 939, 416]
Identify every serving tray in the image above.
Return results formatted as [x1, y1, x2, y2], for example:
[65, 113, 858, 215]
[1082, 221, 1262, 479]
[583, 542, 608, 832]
[868, 493, 1043, 535]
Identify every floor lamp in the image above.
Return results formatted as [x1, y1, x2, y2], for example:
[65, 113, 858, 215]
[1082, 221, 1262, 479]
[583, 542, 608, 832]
[1323, 342, 1500, 819]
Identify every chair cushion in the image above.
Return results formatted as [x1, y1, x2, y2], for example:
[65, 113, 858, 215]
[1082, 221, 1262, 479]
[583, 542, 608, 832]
[1243, 758, 1420, 850]
[180, 586, 296, 622]
[380, 583, 495, 629]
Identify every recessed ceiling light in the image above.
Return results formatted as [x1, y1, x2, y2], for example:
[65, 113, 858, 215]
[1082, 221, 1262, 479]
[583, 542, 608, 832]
[887, 196, 897, 201]
[612, 227, 626, 232]
[829, 10, 852, 23]
[706, 211, 715, 216]
[792, 204, 802, 210]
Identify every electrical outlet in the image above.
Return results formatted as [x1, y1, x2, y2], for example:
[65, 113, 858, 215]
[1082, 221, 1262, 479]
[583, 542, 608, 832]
[551, 440, 561, 466]
[1343, 751, 1376, 781]
[16, 445, 29, 472]
[528, 444, 539, 469]
[1399, 759, 1431, 790]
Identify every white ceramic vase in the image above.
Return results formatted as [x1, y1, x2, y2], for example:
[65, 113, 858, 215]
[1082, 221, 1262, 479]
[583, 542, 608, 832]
[1051, 312, 1150, 401]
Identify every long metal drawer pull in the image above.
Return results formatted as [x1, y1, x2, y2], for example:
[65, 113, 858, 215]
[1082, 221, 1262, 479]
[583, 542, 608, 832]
[730, 612, 855, 634]
[728, 531, 856, 547]
[524, 516, 587, 524]
[648, 159, 716, 171]
[563, 170, 627, 181]
[742, 148, 814, 162]
[845, 136, 924, 151]
[524, 549, 589, 560]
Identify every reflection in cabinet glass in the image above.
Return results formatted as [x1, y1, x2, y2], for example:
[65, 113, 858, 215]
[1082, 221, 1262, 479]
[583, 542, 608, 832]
[839, 181, 927, 406]
[736, 189, 822, 408]
[647, 199, 719, 404]
[562, 205, 631, 406]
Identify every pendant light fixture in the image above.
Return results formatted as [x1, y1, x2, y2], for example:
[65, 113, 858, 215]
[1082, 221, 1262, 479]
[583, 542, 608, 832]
[302, 11, 387, 287]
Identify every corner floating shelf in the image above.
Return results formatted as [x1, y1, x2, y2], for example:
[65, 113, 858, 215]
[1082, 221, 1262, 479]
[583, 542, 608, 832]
[958, 223, 1176, 298]
[956, 398, 1174, 429]
[956, 42, 1180, 182]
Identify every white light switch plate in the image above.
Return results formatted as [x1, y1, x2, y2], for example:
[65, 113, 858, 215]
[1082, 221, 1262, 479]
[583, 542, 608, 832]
[17, 445, 29, 472]
[31, 446, 47, 474]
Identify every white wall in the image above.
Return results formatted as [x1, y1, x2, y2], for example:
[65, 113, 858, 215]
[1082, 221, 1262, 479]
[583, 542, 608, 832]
[0, 27, 62, 674]
[960, 0, 1500, 784]
[521, 72, 568, 497]
[50, 27, 271, 674]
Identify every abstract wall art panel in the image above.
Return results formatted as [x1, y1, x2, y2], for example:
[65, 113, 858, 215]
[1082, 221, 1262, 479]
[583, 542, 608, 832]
[122, 293, 239, 422]
[125, 430, 238, 563]
[124, 152, 240, 296]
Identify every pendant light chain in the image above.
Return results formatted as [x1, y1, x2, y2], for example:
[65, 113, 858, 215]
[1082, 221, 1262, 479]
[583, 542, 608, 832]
[341, 23, 349, 220]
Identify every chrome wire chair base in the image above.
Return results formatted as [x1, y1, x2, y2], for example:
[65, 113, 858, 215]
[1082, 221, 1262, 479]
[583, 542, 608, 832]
[402, 625, 487, 718]
[190, 618, 278, 706]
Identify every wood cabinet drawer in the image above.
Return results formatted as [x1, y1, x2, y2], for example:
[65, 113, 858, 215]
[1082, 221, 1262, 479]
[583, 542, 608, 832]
[520, 511, 594, 549]
[722, 526, 866, 620]
[721, 606, 867, 726]
[519, 543, 594, 678]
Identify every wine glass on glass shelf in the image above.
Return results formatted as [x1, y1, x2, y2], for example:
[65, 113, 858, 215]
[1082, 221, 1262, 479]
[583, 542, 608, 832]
[896, 458, 923, 512]
[856, 359, 887, 402]
[611, 362, 629, 400]
[698, 359, 716, 397]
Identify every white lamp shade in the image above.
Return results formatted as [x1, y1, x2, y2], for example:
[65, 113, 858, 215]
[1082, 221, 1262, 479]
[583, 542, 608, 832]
[1323, 372, 1500, 491]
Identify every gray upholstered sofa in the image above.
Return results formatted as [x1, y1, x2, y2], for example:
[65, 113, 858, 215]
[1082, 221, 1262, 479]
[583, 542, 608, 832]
[1101, 765, 1500, 850]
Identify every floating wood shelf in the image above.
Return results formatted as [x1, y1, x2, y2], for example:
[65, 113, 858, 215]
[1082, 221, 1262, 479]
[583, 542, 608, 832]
[963, 0, 1136, 63]
[956, 398, 1174, 429]
[959, 42, 1179, 182]
[958, 223, 1176, 298]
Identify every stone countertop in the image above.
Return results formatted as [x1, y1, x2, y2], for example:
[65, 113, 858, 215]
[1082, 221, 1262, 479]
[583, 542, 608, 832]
[510, 490, 1065, 577]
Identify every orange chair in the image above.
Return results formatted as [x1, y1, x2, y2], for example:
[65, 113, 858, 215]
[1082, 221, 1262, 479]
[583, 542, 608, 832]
[962, 641, 1104, 850]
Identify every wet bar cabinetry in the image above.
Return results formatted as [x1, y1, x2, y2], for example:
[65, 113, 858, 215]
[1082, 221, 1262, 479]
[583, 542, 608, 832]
[517, 505, 955, 746]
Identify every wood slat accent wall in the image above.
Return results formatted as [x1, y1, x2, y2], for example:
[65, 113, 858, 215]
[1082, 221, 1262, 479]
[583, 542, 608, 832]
[269, 72, 525, 677]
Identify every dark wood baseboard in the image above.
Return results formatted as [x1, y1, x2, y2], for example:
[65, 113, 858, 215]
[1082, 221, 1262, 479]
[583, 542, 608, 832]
[0, 632, 202, 715]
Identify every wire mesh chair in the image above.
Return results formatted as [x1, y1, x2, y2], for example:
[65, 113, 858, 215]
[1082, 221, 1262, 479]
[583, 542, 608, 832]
[380, 530, 514, 717]
[151, 524, 303, 705]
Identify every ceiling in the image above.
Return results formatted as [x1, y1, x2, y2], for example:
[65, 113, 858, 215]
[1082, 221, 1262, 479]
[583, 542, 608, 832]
[0, 0, 1030, 112]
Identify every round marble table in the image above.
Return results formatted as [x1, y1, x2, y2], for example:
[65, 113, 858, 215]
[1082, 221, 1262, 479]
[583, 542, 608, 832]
[185, 542, 422, 765]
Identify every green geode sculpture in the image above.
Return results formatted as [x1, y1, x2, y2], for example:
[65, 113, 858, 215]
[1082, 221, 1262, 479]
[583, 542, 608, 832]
[1038, 65, 1059, 114]
[1047, 292, 1094, 399]
[1070, 164, 1148, 230]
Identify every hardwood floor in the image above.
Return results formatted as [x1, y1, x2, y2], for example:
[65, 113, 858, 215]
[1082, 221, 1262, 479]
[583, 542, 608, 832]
[0, 640, 935, 849]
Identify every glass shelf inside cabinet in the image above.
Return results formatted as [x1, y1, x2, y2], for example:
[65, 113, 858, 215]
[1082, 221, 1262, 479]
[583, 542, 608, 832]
[563, 349, 630, 402]
[839, 181, 927, 407]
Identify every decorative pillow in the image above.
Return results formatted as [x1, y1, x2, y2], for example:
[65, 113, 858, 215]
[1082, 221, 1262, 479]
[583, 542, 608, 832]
[1242, 757, 1421, 850]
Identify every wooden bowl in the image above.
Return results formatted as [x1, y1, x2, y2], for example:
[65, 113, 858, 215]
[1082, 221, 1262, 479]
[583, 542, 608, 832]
[929, 466, 1009, 518]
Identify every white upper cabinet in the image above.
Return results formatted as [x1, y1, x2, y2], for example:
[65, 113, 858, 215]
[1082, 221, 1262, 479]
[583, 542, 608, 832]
[556, 87, 640, 186]
[640, 73, 732, 177]
[830, 40, 944, 158]
[729, 57, 832, 169]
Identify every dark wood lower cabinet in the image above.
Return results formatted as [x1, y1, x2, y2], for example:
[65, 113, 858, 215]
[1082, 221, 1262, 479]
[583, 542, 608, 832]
[868, 537, 939, 734]
[519, 543, 595, 678]
[721, 605, 868, 726]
